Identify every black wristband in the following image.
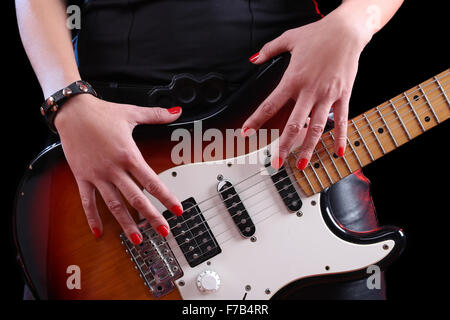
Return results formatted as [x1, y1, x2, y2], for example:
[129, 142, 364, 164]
[40, 80, 98, 133]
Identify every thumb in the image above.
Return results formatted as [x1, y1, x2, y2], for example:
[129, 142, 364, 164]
[132, 106, 182, 125]
[249, 33, 290, 64]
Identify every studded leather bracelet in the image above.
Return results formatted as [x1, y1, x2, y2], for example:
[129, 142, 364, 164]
[40, 80, 98, 133]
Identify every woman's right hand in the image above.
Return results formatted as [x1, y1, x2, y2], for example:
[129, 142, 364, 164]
[54, 94, 184, 245]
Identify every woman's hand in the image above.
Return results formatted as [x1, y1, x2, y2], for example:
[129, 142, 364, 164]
[55, 94, 184, 244]
[242, 5, 373, 170]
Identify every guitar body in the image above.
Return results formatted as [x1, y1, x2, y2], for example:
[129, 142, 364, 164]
[14, 56, 418, 300]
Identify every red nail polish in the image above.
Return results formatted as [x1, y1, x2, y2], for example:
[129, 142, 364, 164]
[168, 106, 181, 114]
[92, 227, 102, 238]
[271, 157, 283, 170]
[249, 52, 259, 63]
[171, 205, 183, 216]
[241, 127, 250, 137]
[338, 147, 345, 157]
[157, 225, 170, 238]
[131, 232, 142, 245]
[297, 158, 308, 170]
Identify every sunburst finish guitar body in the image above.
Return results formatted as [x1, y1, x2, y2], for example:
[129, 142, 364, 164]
[13, 55, 449, 299]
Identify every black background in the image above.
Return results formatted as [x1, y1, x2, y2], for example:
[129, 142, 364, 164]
[4, 0, 448, 305]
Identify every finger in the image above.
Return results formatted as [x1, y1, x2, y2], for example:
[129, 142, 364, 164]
[129, 153, 183, 216]
[130, 106, 182, 125]
[332, 97, 349, 157]
[96, 182, 143, 245]
[271, 91, 313, 169]
[241, 77, 292, 136]
[295, 100, 333, 170]
[249, 32, 290, 64]
[77, 180, 102, 238]
[113, 173, 171, 238]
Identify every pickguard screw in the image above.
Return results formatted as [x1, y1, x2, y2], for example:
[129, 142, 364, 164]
[383, 244, 389, 250]
[217, 174, 223, 181]
[296, 211, 303, 217]
[171, 171, 177, 177]
[179, 280, 185, 286]
[265, 288, 271, 295]
[265, 149, 271, 156]
[250, 236, 257, 242]
[311, 200, 317, 206]
[227, 162, 232, 167]
[207, 261, 211, 266]
[245, 285, 251, 291]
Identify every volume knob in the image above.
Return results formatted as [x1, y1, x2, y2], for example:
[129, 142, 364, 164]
[196, 270, 220, 293]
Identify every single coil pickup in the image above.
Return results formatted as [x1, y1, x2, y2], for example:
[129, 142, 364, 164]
[120, 220, 183, 298]
[163, 197, 221, 268]
[218, 180, 256, 238]
[265, 159, 302, 212]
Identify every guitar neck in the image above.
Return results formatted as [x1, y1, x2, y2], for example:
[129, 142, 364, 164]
[288, 69, 450, 197]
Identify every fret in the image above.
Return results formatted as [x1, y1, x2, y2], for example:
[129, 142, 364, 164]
[419, 84, 440, 123]
[330, 131, 353, 173]
[319, 138, 342, 179]
[363, 113, 386, 154]
[346, 136, 363, 168]
[351, 119, 374, 161]
[301, 169, 316, 195]
[308, 163, 324, 190]
[434, 75, 450, 107]
[390, 99, 412, 139]
[403, 92, 425, 131]
[376, 106, 398, 147]
[313, 149, 334, 184]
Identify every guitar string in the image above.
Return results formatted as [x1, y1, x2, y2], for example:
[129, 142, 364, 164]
[140, 91, 448, 264]
[168, 97, 449, 266]
[163, 73, 448, 225]
[159, 79, 448, 234]
[154, 81, 448, 250]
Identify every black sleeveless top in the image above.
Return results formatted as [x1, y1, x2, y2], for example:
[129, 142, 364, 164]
[76, 0, 319, 85]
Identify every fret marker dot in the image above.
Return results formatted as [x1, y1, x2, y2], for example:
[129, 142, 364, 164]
[424, 116, 430, 122]
[333, 153, 338, 159]
[313, 163, 320, 169]
[413, 95, 419, 101]
[354, 141, 360, 147]
[377, 128, 384, 134]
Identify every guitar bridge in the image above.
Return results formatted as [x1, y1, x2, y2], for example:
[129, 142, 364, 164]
[121, 220, 183, 298]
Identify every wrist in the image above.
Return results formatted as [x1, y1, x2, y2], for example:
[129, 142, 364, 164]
[331, 2, 376, 48]
[54, 94, 98, 132]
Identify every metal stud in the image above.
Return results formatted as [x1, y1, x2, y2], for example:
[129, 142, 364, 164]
[51, 105, 58, 112]
[46, 96, 55, 106]
[40, 107, 45, 116]
[79, 83, 88, 92]
[62, 87, 72, 97]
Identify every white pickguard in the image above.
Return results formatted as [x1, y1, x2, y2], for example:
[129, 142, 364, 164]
[144, 145, 395, 300]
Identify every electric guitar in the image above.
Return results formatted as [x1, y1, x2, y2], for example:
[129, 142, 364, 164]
[13, 55, 449, 299]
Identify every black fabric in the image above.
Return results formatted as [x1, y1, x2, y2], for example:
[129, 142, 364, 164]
[77, 0, 319, 84]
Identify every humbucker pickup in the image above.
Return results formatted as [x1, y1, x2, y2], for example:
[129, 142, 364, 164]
[120, 220, 183, 298]
[218, 179, 256, 238]
[164, 197, 221, 268]
[265, 157, 302, 212]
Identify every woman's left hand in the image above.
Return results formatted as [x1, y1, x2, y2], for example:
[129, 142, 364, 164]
[242, 6, 373, 170]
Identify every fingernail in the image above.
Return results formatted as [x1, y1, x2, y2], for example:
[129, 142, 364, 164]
[338, 147, 345, 157]
[168, 106, 182, 114]
[271, 157, 283, 170]
[157, 225, 170, 237]
[241, 127, 250, 137]
[131, 232, 142, 245]
[171, 205, 183, 216]
[296, 158, 308, 170]
[92, 227, 102, 238]
[249, 52, 259, 63]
